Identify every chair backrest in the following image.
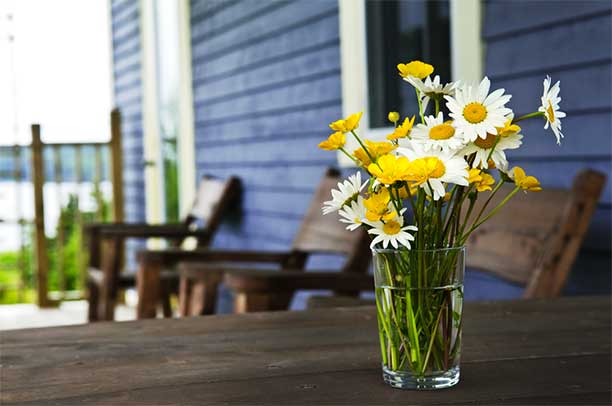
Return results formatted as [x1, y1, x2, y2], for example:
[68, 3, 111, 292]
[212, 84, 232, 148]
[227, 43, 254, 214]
[290, 168, 370, 273]
[463, 169, 605, 298]
[185, 175, 241, 245]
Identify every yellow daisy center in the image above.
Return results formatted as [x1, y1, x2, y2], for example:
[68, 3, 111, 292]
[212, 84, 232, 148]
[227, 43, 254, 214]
[463, 102, 487, 124]
[383, 221, 401, 235]
[546, 101, 555, 122]
[429, 123, 455, 140]
[474, 133, 498, 149]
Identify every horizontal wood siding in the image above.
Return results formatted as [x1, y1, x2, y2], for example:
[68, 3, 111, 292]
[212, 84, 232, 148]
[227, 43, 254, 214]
[111, 0, 145, 223]
[190, 0, 341, 257]
[484, 0, 612, 291]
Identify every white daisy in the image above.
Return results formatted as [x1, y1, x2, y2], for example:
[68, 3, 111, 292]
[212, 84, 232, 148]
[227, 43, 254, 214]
[398, 144, 469, 201]
[409, 112, 466, 153]
[322, 172, 366, 214]
[460, 115, 523, 171]
[538, 75, 565, 144]
[338, 196, 367, 231]
[445, 77, 512, 142]
[407, 75, 459, 112]
[368, 214, 418, 250]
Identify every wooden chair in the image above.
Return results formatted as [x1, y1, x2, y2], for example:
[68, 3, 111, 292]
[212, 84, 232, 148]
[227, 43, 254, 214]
[85, 175, 241, 321]
[135, 168, 371, 318]
[230, 169, 606, 310]
[463, 169, 606, 298]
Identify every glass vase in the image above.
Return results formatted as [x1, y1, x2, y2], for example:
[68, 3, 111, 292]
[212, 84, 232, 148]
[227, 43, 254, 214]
[373, 247, 465, 390]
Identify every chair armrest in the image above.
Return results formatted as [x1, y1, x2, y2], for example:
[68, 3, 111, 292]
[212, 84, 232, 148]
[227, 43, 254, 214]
[224, 269, 374, 293]
[84, 222, 211, 240]
[137, 248, 293, 267]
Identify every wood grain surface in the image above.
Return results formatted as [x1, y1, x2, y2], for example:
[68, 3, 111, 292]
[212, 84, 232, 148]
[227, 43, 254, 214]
[1, 296, 610, 405]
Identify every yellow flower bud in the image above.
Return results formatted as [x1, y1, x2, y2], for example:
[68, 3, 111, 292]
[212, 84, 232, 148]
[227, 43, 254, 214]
[388, 111, 400, 123]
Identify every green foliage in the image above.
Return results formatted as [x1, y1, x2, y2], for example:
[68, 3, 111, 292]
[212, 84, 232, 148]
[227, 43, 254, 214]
[0, 248, 34, 304]
[0, 188, 111, 304]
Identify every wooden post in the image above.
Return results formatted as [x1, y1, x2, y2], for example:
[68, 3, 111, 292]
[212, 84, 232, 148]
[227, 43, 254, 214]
[30, 124, 51, 307]
[110, 109, 124, 223]
[109, 109, 125, 301]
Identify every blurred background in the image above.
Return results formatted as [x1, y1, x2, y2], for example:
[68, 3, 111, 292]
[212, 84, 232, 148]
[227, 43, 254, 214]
[0, 0, 610, 327]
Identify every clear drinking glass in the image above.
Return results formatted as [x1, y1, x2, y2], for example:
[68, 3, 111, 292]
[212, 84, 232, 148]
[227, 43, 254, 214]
[373, 247, 465, 390]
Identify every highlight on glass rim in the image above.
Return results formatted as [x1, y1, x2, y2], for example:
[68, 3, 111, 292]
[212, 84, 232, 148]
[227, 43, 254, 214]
[318, 59, 566, 389]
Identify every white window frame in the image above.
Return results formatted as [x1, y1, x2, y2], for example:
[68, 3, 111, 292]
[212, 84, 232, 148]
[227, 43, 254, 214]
[139, 0, 196, 222]
[337, 0, 483, 167]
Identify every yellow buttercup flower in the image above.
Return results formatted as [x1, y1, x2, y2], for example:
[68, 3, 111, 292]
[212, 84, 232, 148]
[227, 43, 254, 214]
[353, 140, 397, 167]
[329, 112, 363, 133]
[467, 168, 482, 184]
[363, 188, 396, 222]
[468, 169, 495, 192]
[397, 60, 434, 79]
[513, 167, 542, 192]
[388, 111, 400, 124]
[387, 116, 415, 141]
[497, 119, 521, 137]
[344, 112, 363, 132]
[405, 156, 446, 186]
[368, 154, 411, 185]
[318, 132, 346, 151]
[329, 119, 346, 132]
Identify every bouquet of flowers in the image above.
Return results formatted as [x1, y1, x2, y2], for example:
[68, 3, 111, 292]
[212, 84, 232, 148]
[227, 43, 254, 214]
[317, 60, 564, 389]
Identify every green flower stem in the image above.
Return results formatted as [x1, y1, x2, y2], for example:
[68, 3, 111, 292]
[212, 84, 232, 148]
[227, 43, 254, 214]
[466, 179, 505, 235]
[404, 289, 421, 367]
[462, 186, 520, 239]
[512, 111, 545, 123]
[403, 184, 418, 221]
[388, 186, 402, 214]
[338, 147, 358, 164]
[381, 256, 412, 364]
[350, 130, 379, 169]
[482, 136, 501, 170]
[441, 186, 465, 246]
[434, 97, 440, 116]
[421, 297, 445, 374]
[457, 194, 478, 238]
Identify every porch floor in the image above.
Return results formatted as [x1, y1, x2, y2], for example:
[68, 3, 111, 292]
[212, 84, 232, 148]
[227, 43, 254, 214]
[0, 300, 136, 330]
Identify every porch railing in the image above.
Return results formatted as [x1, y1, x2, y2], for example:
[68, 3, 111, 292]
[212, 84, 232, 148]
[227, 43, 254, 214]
[0, 109, 124, 306]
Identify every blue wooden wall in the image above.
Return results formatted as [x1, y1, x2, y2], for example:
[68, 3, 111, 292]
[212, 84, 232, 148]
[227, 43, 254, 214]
[109, 0, 610, 298]
[110, 0, 145, 224]
[484, 0, 612, 293]
[190, 0, 342, 255]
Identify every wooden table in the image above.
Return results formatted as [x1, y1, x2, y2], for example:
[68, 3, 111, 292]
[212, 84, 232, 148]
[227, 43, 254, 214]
[2, 296, 610, 405]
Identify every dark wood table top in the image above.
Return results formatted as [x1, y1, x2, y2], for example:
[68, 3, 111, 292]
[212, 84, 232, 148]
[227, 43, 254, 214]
[2, 296, 611, 405]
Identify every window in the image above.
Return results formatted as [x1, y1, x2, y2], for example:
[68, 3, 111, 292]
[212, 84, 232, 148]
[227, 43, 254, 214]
[338, 0, 482, 166]
[366, 1, 451, 129]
